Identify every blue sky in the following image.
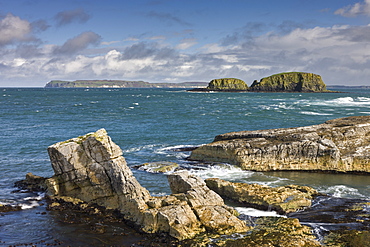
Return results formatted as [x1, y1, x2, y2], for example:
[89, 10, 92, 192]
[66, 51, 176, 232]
[1, 0, 370, 86]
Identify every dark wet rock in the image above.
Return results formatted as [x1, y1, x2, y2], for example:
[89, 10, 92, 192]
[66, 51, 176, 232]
[14, 172, 47, 192]
[0, 204, 22, 212]
[205, 178, 322, 214]
[323, 230, 370, 247]
[288, 196, 370, 227]
[190, 116, 370, 173]
[134, 162, 179, 173]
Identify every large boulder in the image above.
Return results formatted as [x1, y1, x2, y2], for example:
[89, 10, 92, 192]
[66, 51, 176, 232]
[249, 72, 327, 92]
[46, 129, 248, 240]
[205, 178, 321, 214]
[206, 78, 248, 91]
[189, 116, 370, 173]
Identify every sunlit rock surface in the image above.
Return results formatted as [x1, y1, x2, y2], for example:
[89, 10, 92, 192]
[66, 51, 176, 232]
[190, 116, 370, 173]
[46, 129, 248, 240]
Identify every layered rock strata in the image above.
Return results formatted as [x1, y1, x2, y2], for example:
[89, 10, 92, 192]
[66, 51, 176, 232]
[249, 72, 327, 92]
[189, 116, 370, 173]
[205, 178, 321, 214]
[46, 129, 248, 240]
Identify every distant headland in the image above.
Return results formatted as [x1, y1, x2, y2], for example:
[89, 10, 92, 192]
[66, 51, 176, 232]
[44, 80, 208, 88]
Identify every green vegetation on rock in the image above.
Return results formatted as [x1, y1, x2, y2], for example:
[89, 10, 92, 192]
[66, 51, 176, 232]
[206, 78, 248, 91]
[249, 72, 327, 92]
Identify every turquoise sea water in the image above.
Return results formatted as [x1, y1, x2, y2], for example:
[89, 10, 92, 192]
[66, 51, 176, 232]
[1, 88, 370, 245]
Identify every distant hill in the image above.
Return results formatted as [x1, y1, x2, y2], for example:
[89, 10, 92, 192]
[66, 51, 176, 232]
[44, 80, 208, 88]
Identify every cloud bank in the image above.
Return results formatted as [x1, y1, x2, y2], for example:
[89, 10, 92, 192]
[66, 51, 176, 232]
[1, 4, 370, 86]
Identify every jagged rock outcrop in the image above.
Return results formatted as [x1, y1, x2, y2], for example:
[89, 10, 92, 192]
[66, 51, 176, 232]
[46, 129, 248, 240]
[205, 178, 321, 214]
[249, 72, 327, 92]
[189, 116, 370, 173]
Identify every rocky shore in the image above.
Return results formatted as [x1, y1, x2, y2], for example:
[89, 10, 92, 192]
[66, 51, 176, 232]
[190, 116, 370, 173]
[9, 126, 370, 246]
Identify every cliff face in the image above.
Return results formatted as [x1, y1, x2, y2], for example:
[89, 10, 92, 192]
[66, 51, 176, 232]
[206, 78, 248, 91]
[189, 116, 370, 173]
[249, 72, 327, 92]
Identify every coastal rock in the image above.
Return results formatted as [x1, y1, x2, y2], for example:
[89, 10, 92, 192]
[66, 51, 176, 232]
[46, 129, 248, 240]
[14, 172, 47, 192]
[0, 204, 22, 213]
[189, 116, 370, 173]
[205, 178, 321, 214]
[217, 217, 321, 247]
[249, 72, 327, 92]
[134, 161, 179, 173]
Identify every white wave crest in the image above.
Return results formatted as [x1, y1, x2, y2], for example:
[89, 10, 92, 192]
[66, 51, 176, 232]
[313, 97, 370, 107]
[235, 207, 286, 217]
[188, 164, 254, 181]
[300, 111, 333, 116]
[322, 185, 364, 198]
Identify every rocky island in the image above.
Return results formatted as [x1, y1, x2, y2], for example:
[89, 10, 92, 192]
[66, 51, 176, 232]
[190, 72, 333, 92]
[189, 116, 370, 173]
[249, 72, 328, 92]
[188, 78, 248, 92]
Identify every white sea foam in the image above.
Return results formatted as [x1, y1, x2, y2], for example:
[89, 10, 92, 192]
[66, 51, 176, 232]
[20, 200, 40, 210]
[322, 185, 364, 198]
[300, 111, 333, 116]
[188, 164, 254, 181]
[235, 207, 285, 217]
[312, 97, 370, 107]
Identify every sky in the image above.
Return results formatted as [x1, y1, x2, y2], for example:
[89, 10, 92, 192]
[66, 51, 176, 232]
[1, 0, 370, 87]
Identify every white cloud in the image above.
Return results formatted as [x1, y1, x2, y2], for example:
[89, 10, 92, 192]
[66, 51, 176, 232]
[2, 19, 370, 86]
[176, 38, 197, 50]
[0, 14, 32, 46]
[335, 0, 370, 17]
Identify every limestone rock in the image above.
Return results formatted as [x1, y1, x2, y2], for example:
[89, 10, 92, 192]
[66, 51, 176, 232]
[168, 171, 248, 235]
[189, 116, 370, 173]
[249, 72, 327, 92]
[206, 78, 248, 91]
[218, 217, 321, 247]
[134, 161, 179, 173]
[46, 129, 248, 240]
[205, 178, 321, 214]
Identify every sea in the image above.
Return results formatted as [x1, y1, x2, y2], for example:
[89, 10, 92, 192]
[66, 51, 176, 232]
[1, 87, 370, 246]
